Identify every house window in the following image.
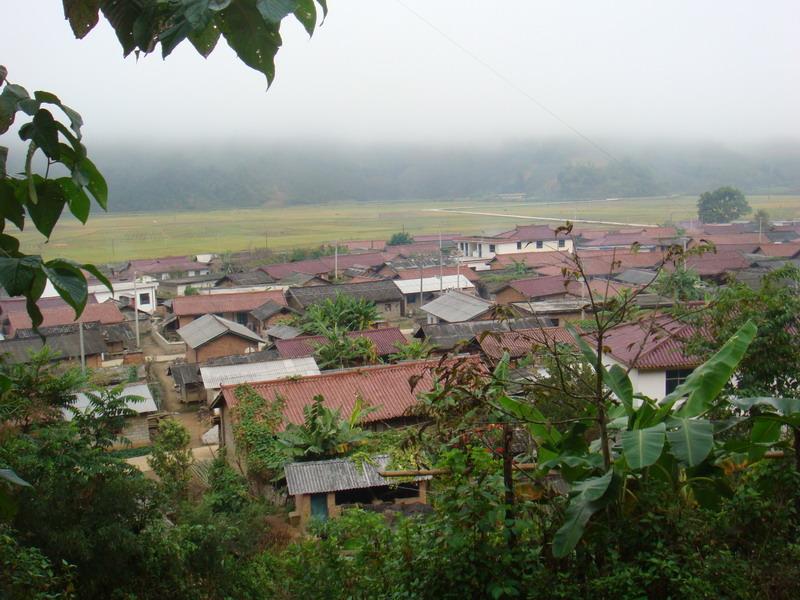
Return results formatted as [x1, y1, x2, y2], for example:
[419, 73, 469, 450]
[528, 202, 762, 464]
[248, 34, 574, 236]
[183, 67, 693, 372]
[489, 244, 496, 253]
[138, 292, 151, 306]
[535, 241, 543, 249]
[236, 312, 248, 325]
[558, 239, 566, 248]
[665, 369, 694, 395]
[188, 270, 196, 277]
[478, 245, 483, 257]
[516, 242, 522, 250]
[384, 303, 393, 311]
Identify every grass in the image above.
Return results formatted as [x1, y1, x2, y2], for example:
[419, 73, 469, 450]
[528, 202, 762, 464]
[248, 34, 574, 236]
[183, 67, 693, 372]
[14, 194, 800, 263]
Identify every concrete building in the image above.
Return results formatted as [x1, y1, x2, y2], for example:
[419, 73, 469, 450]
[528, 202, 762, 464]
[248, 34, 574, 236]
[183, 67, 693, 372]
[454, 225, 573, 262]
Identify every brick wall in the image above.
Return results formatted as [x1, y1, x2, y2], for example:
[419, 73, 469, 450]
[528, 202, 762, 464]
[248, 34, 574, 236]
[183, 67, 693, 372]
[189, 334, 258, 363]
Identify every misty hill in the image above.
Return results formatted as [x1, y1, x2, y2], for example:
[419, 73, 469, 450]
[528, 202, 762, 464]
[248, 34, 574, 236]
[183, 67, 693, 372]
[93, 139, 800, 212]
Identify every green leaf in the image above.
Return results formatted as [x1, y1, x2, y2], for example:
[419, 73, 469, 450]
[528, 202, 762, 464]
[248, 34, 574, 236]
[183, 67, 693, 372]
[665, 418, 713, 466]
[257, 0, 297, 23]
[607, 363, 634, 416]
[43, 259, 88, 317]
[0, 144, 6, 177]
[749, 417, 782, 460]
[63, 0, 102, 38]
[552, 470, 614, 558]
[34, 90, 84, 137]
[0, 179, 25, 230]
[621, 422, 666, 469]
[293, 0, 317, 36]
[217, 0, 283, 85]
[496, 395, 561, 446]
[101, 0, 143, 56]
[0, 468, 32, 487]
[82, 263, 113, 293]
[57, 177, 91, 223]
[76, 157, 108, 209]
[19, 109, 61, 160]
[732, 396, 800, 417]
[664, 320, 757, 418]
[0, 82, 29, 134]
[189, 21, 221, 57]
[0, 255, 43, 296]
[26, 178, 66, 238]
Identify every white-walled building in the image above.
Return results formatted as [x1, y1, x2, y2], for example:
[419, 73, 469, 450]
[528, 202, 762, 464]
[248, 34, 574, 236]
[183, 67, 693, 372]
[454, 225, 573, 261]
[41, 276, 159, 314]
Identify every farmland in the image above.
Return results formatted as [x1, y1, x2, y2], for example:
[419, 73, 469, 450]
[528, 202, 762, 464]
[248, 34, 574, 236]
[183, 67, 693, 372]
[15, 194, 800, 263]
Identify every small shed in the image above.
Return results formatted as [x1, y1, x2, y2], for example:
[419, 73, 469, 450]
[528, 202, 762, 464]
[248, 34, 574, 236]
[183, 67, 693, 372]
[419, 290, 496, 324]
[64, 383, 158, 447]
[285, 455, 430, 527]
[178, 313, 265, 363]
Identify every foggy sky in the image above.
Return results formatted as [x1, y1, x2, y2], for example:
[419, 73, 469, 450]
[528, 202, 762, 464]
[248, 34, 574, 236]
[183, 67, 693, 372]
[2, 1, 798, 147]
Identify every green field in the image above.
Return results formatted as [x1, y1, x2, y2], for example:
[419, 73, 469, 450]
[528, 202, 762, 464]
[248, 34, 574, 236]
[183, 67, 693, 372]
[15, 195, 800, 263]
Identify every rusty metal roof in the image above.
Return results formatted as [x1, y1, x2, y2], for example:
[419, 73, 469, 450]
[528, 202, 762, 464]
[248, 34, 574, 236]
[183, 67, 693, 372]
[172, 290, 286, 316]
[218, 357, 479, 426]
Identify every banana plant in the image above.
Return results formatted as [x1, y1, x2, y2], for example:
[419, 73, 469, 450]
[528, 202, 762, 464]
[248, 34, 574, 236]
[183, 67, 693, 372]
[499, 320, 759, 558]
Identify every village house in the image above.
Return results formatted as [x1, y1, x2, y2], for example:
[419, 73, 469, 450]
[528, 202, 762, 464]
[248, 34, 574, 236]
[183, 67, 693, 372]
[178, 314, 266, 363]
[157, 273, 220, 297]
[169, 348, 281, 404]
[3, 302, 127, 338]
[393, 274, 475, 308]
[247, 301, 298, 336]
[199, 357, 320, 404]
[171, 290, 287, 329]
[211, 358, 479, 458]
[0, 328, 108, 367]
[287, 281, 405, 320]
[454, 225, 573, 263]
[274, 327, 408, 362]
[419, 290, 500, 324]
[117, 255, 212, 281]
[285, 455, 430, 527]
[215, 270, 276, 289]
[413, 317, 554, 354]
[64, 383, 158, 448]
[492, 276, 634, 305]
[260, 252, 391, 282]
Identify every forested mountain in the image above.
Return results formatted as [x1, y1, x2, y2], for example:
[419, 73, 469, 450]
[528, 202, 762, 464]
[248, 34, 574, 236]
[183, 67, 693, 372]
[92, 139, 800, 212]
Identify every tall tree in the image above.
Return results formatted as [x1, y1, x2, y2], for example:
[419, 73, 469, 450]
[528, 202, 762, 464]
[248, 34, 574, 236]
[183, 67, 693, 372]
[697, 186, 751, 223]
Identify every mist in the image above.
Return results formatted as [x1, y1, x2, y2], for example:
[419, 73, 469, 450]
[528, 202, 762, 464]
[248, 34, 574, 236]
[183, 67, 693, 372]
[2, 1, 798, 149]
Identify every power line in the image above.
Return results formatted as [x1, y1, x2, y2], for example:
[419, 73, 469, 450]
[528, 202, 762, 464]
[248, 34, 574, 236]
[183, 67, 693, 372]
[392, 0, 619, 163]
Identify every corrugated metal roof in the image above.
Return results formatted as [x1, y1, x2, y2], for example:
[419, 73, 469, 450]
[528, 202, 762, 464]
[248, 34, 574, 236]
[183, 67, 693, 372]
[265, 324, 302, 340]
[218, 357, 481, 426]
[599, 316, 702, 370]
[415, 317, 554, 350]
[65, 383, 158, 420]
[275, 328, 407, 359]
[200, 357, 320, 389]
[289, 280, 403, 308]
[250, 300, 289, 321]
[420, 291, 494, 323]
[172, 290, 286, 317]
[285, 454, 430, 495]
[0, 330, 107, 363]
[178, 314, 265, 348]
[393, 275, 474, 295]
[7, 302, 124, 332]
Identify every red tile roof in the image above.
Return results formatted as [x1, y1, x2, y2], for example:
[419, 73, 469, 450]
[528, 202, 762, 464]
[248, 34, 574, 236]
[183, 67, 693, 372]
[172, 290, 286, 316]
[756, 243, 800, 258]
[260, 252, 390, 280]
[0, 294, 98, 315]
[275, 328, 407, 359]
[220, 357, 482, 426]
[7, 302, 124, 335]
[507, 276, 571, 299]
[479, 327, 576, 359]
[676, 251, 752, 276]
[697, 234, 764, 246]
[600, 316, 701, 370]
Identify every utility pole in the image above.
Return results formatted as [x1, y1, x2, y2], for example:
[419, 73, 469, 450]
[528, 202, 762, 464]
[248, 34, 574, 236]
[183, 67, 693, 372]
[133, 272, 141, 349]
[79, 320, 86, 373]
[334, 241, 339, 281]
[439, 231, 443, 294]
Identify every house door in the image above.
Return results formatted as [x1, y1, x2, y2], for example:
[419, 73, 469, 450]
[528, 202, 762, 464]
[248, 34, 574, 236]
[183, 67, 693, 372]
[310, 494, 329, 520]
